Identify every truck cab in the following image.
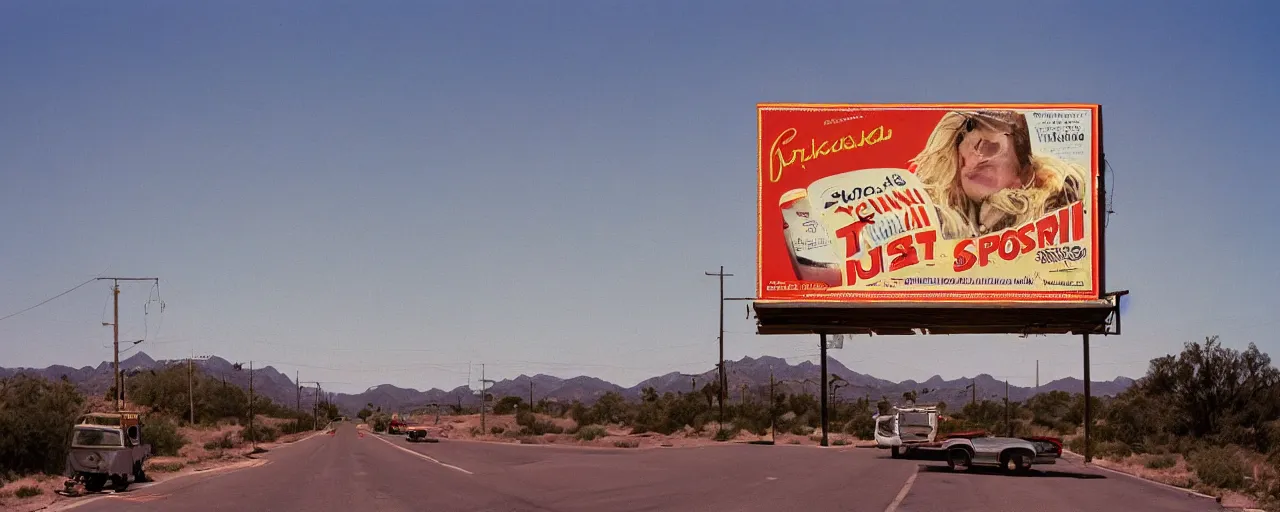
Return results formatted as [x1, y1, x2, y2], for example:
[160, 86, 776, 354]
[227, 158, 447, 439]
[874, 405, 939, 458]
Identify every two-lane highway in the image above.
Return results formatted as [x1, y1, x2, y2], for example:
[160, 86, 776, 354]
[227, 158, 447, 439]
[62, 422, 1226, 512]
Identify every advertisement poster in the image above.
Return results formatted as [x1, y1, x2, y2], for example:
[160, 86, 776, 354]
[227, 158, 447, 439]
[757, 103, 1100, 303]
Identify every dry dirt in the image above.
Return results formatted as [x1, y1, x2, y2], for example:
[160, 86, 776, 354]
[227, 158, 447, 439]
[401, 413, 875, 449]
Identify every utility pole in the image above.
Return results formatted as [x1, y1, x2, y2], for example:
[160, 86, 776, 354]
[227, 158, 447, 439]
[529, 381, 535, 413]
[248, 361, 256, 449]
[296, 371, 301, 414]
[189, 356, 195, 424]
[1036, 360, 1040, 392]
[971, 379, 977, 406]
[97, 277, 159, 412]
[704, 266, 732, 429]
[770, 368, 776, 444]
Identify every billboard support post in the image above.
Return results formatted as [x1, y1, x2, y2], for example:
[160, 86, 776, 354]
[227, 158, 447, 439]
[1083, 333, 1092, 464]
[819, 333, 829, 447]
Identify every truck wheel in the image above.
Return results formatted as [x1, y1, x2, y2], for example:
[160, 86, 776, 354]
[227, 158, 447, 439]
[111, 475, 129, 492]
[891, 446, 901, 458]
[946, 449, 972, 472]
[83, 475, 107, 493]
[134, 462, 149, 483]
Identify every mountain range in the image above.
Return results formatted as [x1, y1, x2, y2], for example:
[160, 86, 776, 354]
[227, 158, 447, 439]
[0, 352, 1136, 415]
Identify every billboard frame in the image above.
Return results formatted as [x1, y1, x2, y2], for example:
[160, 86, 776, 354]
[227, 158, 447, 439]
[756, 102, 1105, 307]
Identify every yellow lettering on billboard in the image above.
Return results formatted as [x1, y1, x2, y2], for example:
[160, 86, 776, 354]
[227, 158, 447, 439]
[768, 126, 893, 183]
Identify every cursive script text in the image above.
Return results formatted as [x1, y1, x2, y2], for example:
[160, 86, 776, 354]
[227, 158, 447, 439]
[768, 125, 893, 183]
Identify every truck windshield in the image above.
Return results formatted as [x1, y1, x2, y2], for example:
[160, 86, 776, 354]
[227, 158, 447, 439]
[73, 428, 123, 447]
[900, 412, 932, 427]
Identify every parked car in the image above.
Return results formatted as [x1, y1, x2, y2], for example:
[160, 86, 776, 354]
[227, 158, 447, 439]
[874, 405, 940, 458]
[941, 434, 1062, 473]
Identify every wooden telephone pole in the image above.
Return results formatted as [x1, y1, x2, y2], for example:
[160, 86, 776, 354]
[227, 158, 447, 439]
[704, 266, 732, 428]
[97, 277, 159, 412]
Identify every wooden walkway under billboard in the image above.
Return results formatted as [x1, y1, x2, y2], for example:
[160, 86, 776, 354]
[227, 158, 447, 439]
[752, 292, 1124, 336]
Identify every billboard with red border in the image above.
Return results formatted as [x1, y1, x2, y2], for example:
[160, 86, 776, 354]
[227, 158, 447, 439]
[757, 103, 1101, 303]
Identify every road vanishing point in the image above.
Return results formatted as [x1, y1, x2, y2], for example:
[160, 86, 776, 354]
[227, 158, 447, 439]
[59, 422, 1225, 512]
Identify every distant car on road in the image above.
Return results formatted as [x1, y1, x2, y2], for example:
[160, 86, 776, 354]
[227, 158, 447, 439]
[941, 434, 1062, 473]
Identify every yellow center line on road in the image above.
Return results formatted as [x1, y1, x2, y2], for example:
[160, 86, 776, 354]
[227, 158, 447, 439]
[365, 432, 474, 475]
[883, 466, 919, 512]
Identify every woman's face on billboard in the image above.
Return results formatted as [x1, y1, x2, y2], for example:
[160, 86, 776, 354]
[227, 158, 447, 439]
[957, 125, 1024, 202]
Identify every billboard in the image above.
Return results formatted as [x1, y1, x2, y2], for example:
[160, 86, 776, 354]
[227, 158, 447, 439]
[757, 103, 1101, 303]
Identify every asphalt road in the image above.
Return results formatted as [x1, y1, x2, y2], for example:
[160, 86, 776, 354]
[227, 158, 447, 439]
[62, 422, 1226, 512]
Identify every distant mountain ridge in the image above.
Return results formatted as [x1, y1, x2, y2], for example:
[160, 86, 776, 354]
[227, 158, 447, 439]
[0, 352, 1136, 415]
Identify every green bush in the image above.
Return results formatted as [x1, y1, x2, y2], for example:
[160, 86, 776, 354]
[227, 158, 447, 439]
[575, 425, 608, 441]
[144, 416, 188, 456]
[490, 426, 505, 435]
[613, 439, 638, 448]
[493, 396, 524, 415]
[15, 485, 42, 498]
[714, 428, 734, 442]
[1145, 454, 1177, 470]
[1189, 446, 1248, 490]
[516, 411, 563, 435]
[0, 374, 85, 475]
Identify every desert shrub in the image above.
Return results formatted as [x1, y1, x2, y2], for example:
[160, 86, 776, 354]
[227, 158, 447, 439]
[279, 420, 310, 435]
[493, 396, 523, 415]
[0, 374, 85, 475]
[148, 461, 184, 473]
[832, 438, 850, 446]
[240, 422, 279, 444]
[613, 439, 638, 448]
[204, 432, 235, 450]
[1067, 436, 1092, 455]
[516, 411, 562, 435]
[714, 428, 735, 442]
[1145, 454, 1177, 470]
[1189, 446, 1248, 490]
[469, 426, 482, 437]
[576, 425, 608, 441]
[1096, 441, 1133, 459]
[15, 485, 42, 498]
[791, 424, 815, 436]
[490, 426, 505, 435]
[144, 416, 187, 456]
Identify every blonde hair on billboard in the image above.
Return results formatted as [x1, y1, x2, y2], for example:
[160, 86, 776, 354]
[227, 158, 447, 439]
[909, 111, 1088, 239]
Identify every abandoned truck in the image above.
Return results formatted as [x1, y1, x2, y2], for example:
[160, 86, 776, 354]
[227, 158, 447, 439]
[65, 412, 151, 492]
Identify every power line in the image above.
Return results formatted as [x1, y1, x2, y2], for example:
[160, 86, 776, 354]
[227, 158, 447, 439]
[0, 276, 99, 323]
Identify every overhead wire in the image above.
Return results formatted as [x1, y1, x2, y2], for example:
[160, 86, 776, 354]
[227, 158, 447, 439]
[0, 276, 100, 323]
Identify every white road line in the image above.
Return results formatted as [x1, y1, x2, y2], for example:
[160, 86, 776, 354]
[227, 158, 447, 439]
[883, 467, 919, 512]
[367, 433, 474, 475]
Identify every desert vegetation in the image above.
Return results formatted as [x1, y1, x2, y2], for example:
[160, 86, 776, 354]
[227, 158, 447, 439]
[0, 365, 333, 508]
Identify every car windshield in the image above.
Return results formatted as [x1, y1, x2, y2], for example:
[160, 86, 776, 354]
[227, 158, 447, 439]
[73, 428, 123, 447]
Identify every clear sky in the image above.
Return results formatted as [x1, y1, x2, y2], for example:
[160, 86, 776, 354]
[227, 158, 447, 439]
[2, 1, 1277, 394]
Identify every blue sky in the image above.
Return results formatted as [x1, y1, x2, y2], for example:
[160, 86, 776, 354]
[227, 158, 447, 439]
[2, 1, 1277, 394]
